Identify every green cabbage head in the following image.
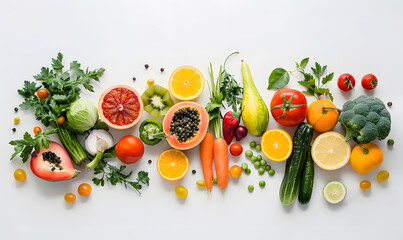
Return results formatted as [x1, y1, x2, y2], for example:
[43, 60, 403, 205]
[67, 99, 98, 132]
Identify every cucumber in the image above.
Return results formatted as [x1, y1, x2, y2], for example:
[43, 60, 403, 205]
[279, 123, 313, 205]
[298, 146, 314, 205]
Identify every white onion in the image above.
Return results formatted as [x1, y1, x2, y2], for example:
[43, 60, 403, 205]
[85, 130, 114, 155]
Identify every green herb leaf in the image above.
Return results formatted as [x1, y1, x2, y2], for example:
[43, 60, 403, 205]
[51, 53, 64, 72]
[299, 57, 309, 70]
[268, 68, 290, 90]
[92, 160, 149, 194]
[322, 72, 334, 85]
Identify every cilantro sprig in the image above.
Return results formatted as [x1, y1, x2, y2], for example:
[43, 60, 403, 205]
[9, 129, 57, 163]
[297, 60, 334, 101]
[93, 160, 150, 195]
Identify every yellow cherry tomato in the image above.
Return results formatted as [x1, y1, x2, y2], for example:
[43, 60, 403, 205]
[64, 193, 76, 203]
[377, 170, 389, 182]
[175, 185, 188, 198]
[14, 169, 27, 182]
[78, 183, 92, 196]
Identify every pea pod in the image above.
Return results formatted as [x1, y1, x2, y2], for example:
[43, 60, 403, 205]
[139, 119, 165, 145]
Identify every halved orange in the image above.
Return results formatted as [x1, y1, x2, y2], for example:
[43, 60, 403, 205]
[169, 66, 205, 100]
[157, 149, 189, 181]
[261, 129, 293, 162]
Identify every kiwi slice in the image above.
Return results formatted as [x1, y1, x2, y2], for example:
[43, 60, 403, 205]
[141, 85, 175, 117]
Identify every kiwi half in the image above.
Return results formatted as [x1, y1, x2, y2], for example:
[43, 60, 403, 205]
[141, 85, 175, 117]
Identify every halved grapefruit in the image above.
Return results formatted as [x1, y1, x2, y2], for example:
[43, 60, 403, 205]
[98, 85, 143, 129]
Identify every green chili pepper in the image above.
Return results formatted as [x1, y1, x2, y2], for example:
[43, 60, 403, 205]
[139, 119, 165, 145]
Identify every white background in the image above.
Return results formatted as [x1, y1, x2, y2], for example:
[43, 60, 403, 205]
[1, 0, 402, 239]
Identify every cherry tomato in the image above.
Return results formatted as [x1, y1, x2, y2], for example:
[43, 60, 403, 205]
[78, 183, 92, 196]
[360, 180, 371, 190]
[229, 165, 242, 178]
[57, 116, 65, 125]
[361, 74, 378, 90]
[270, 88, 308, 127]
[377, 170, 389, 182]
[14, 169, 27, 182]
[37, 88, 49, 99]
[64, 193, 76, 203]
[115, 135, 144, 164]
[175, 185, 188, 198]
[337, 73, 355, 91]
[230, 143, 243, 156]
[33, 126, 42, 135]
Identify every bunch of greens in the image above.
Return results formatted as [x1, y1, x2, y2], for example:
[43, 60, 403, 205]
[267, 57, 334, 101]
[206, 52, 242, 138]
[9, 53, 149, 193]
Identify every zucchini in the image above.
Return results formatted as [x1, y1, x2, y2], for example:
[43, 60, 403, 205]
[298, 146, 314, 205]
[279, 123, 313, 205]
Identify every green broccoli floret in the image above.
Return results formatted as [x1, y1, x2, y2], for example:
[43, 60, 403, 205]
[338, 95, 391, 144]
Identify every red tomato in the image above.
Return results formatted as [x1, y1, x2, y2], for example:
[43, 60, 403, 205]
[270, 88, 308, 127]
[230, 143, 243, 156]
[115, 135, 144, 164]
[361, 74, 378, 90]
[37, 88, 49, 99]
[337, 73, 355, 91]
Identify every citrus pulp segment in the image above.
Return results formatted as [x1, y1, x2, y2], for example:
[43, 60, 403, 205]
[261, 129, 293, 162]
[169, 66, 205, 100]
[311, 131, 351, 170]
[157, 149, 189, 181]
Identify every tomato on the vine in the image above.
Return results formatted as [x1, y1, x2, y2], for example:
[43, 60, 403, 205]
[115, 135, 144, 164]
[37, 88, 49, 99]
[270, 88, 308, 127]
[361, 74, 378, 90]
[230, 143, 243, 156]
[337, 73, 355, 91]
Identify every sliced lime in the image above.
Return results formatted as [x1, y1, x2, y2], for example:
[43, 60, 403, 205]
[323, 181, 347, 204]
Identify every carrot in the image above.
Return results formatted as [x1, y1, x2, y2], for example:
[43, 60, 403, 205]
[214, 137, 229, 190]
[200, 132, 214, 191]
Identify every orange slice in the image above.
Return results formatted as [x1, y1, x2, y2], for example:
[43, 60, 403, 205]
[169, 66, 205, 100]
[261, 129, 293, 162]
[157, 149, 189, 181]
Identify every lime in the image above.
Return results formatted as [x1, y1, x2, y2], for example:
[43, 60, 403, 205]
[323, 181, 347, 204]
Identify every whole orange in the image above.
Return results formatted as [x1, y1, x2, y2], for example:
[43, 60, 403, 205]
[350, 143, 383, 174]
[307, 100, 339, 132]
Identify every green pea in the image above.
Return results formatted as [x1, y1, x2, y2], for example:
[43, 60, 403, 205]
[265, 165, 271, 171]
[268, 169, 275, 176]
[250, 156, 257, 162]
[245, 168, 251, 174]
[256, 155, 262, 161]
[248, 185, 254, 191]
[250, 141, 257, 148]
[241, 162, 248, 170]
[258, 167, 265, 175]
[245, 150, 253, 158]
[255, 144, 261, 151]
[387, 139, 394, 146]
[260, 159, 267, 166]
[254, 161, 261, 168]
[213, 178, 218, 184]
[259, 181, 266, 187]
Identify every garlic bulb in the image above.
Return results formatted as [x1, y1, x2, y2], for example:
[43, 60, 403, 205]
[85, 130, 114, 155]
